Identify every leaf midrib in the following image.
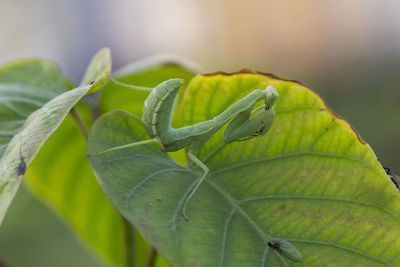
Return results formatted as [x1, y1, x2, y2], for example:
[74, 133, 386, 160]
[288, 238, 393, 266]
[204, 179, 290, 266]
[236, 195, 398, 219]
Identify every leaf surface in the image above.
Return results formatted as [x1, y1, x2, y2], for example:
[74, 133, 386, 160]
[88, 71, 400, 266]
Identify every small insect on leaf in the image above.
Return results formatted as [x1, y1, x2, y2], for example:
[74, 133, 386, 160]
[385, 167, 400, 190]
[16, 157, 26, 176]
[16, 145, 27, 176]
[268, 238, 303, 262]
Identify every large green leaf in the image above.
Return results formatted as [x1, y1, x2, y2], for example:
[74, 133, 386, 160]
[87, 71, 400, 266]
[0, 59, 91, 224]
[26, 58, 197, 267]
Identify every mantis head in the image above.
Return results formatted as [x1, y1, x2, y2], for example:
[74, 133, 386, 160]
[264, 85, 279, 109]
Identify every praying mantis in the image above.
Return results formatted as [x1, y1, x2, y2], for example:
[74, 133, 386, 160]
[91, 73, 279, 221]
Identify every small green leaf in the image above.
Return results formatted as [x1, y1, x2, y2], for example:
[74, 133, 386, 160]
[80, 48, 112, 95]
[88, 71, 400, 266]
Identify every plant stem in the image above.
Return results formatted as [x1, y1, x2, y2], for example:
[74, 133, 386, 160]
[0, 257, 10, 267]
[145, 246, 158, 267]
[122, 217, 136, 267]
[71, 107, 89, 139]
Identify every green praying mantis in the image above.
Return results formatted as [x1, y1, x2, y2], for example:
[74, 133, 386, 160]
[89, 72, 303, 262]
[91, 73, 279, 221]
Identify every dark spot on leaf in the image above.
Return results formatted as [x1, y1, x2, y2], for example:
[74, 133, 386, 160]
[279, 204, 287, 210]
[16, 157, 26, 176]
[386, 167, 400, 191]
[90, 81, 95, 85]
[319, 108, 324, 112]
[156, 199, 162, 202]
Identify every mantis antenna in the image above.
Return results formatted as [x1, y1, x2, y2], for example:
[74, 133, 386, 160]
[239, 65, 273, 86]
[252, 70, 273, 86]
[92, 73, 279, 221]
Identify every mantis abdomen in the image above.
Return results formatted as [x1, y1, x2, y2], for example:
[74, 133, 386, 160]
[142, 78, 206, 151]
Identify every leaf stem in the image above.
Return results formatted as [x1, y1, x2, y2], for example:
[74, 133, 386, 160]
[0, 257, 10, 267]
[70, 107, 89, 139]
[145, 246, 158, 267]
[122, 217, 136, 267]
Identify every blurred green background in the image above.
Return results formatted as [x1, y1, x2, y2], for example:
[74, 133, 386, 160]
[0, 0, 399, 266]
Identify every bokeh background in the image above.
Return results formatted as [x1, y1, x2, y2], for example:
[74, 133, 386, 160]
[0, 0, 399, 266]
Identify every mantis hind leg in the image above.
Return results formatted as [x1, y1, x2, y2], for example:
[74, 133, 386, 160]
[106, 72, 153, 91]
[87, 138, 161, 157]
[183, 150, 209, 221]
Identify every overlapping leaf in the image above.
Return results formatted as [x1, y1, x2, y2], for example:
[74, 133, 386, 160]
[0, 59, 91, 224]
[88, 71, 400, 266]
[0, 48, 121, 266]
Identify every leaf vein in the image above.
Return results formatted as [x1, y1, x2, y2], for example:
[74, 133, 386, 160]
[237, 195, 398, 219]
[287, 238, 393, 265]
